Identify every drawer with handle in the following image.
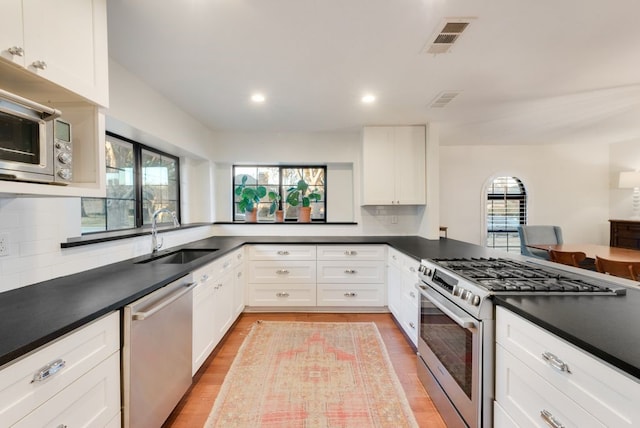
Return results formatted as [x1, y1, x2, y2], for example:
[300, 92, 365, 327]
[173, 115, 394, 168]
[248, 261, 316, 283]
[0, 311, 119, 427]
[317, 283, 385, 306]
[317, 245, 385, 261]
[248, 245, 316, 260]
[496, 307, 639, 427]
[316, 261, 385, 283]
[248, 284, 316, 306]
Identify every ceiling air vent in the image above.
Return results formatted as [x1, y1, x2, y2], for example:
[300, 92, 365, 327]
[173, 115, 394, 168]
[424, 20, 473, 54]
[429, 91, 461, 108]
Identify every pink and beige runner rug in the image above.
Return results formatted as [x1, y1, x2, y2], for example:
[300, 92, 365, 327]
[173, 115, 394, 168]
[204, 321, 419, 427]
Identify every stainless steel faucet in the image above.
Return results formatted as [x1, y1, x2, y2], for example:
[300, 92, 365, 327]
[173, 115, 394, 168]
[151, 208, 180, 253]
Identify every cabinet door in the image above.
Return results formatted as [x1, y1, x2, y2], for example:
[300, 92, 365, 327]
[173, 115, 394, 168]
[387, 262, 402, 319]
[362, 126, 396, 205]
[394, 126, 426, 205]
[192, 269, 216, 375]
[22, 0, 109, 106]
[0, 0, 24, 65]
[213, 270, 234, 341]
[13, 352, 120, 428]
[233, 265, 246, 317]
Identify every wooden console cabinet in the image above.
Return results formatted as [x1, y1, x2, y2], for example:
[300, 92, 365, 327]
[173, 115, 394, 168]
[609, 219, 640, 249]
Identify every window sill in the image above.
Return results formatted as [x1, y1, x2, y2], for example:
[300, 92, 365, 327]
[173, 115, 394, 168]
[61, 223, 212, 248]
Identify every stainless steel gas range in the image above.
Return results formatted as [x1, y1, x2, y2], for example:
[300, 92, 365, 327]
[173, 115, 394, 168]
[414, 257, 626, 428]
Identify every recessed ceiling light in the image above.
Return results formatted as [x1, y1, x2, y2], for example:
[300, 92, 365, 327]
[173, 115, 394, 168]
[251, 93, 266, 103]
[361, 94, 376, 104]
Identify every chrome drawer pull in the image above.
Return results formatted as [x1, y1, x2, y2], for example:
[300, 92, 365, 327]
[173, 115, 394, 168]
[237, 272, 242, 278]
[409, 322, 415, 329]
[344, 250, 357, 256]
[31, 60, 47, 70]
[32, 359, 66, 383]
[276, 292, 290, 297]
[540, 409, 565, 428]
[409, 267, 416, 272]
[277, 250, 290, 255]
[344, 269, 357, 274]
[223, 261, 231, 269]
[201, 274, 209, 282]
[542, 352, 572, 373]
[344, 292, 358, 297]
[56, 425, 68, 428]
[8, 46, 24, 56]
[276, 269, 290, 274]
[409, 291, 416, 298]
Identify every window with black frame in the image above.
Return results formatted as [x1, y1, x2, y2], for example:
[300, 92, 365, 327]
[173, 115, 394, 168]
[81, 133, 180, 233]
[486, 176, 527, 252]
[232, 165, 326, 222]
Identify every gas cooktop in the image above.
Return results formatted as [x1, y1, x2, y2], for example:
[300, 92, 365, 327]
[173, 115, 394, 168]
[431, 258, 626, 295]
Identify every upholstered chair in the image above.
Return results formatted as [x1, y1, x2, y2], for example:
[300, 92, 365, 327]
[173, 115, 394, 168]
[517, 225, 563, 260]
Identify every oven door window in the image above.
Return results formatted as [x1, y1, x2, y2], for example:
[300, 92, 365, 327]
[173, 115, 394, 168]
[0, 111, 40, 164]
[421, 299, 474, 398]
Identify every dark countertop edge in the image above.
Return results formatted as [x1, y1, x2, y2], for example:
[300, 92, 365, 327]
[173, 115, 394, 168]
[61, 223, 212, 248]
[0, 235, 447, 367]
[213, 221, 358, 225]
[493, 297, 640, 379]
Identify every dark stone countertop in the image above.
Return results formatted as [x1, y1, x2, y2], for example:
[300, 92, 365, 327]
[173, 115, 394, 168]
[1, 235, 639, 382]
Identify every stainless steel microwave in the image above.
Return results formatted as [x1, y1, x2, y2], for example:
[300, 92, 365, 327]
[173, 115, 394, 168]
[0, 88, 72, 185]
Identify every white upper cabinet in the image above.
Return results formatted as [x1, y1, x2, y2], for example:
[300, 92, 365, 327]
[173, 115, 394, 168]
[0, 0, 109, 106]
[361, 125, 426, 205]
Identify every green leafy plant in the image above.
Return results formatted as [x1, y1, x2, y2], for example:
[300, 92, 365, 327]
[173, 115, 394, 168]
[235, 175, 266, 213]
[267, 190, 282, 215]
[286, 179, 321, 208]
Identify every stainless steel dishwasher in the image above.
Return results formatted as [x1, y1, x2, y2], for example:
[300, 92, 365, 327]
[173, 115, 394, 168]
[122, 274, 196, 428]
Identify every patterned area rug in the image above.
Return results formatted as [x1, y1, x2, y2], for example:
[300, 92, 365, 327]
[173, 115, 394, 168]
[204, 321, 419, 428]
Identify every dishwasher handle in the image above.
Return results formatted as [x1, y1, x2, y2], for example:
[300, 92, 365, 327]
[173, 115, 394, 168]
[132, 282, 196, 321]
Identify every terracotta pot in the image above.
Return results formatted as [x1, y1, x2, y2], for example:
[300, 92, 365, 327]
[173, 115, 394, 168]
[244, 208, 257, 223]
[275, 210, 284, 223]
[298, 206, 312, 223]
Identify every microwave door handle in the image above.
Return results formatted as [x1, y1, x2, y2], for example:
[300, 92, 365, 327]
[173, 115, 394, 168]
[417, 285, 477, 329]
[0, 88, 61, 120]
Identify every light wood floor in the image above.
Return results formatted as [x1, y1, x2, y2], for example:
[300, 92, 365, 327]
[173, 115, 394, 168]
[163, 312, 446, 428]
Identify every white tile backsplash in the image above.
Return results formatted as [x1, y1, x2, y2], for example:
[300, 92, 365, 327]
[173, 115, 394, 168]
[0, 197, 214, 293]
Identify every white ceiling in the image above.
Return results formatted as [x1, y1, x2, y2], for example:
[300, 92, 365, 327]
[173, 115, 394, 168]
[106, 0, 640, 146]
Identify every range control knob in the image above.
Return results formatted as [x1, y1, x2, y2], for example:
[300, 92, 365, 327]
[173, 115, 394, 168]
[465, 293, 480, 306]
[58, 152, 72, 164]
[459, 289, 471, 300]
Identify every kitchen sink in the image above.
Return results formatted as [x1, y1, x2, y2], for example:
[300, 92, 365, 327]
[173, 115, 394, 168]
[136, 249, 218, 265]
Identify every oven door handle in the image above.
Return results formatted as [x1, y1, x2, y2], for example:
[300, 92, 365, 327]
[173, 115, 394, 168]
[416, 284, 478, 329]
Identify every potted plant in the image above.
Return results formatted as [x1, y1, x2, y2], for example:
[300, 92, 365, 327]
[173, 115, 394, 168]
[268, 190, 284, 222]
[235, 175, 266, 222]
[286, 179, 321, 223]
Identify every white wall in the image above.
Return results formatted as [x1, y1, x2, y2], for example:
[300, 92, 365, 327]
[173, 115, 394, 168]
[0, 59, 217, 292]
[609, 138, 640, 220]
[439, 143, 611, 247]
[208, 130, 428, 236]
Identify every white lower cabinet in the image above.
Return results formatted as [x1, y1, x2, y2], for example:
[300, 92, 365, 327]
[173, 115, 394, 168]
[495, 307, 640, 427]
[387, 247, 419, 346]
[13, 352, 120, 428]
[192, 252, 239, 375]
[0, 312, 120, 427]
[246, 244, 386, 309]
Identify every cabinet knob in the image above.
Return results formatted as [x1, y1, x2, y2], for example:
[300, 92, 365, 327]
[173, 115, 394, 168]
[201, 274, 209, 282]
[237, 272, 242, 278]
[7, 46, 24, 56]
[409, 267, 416, 273]
[31, 60, 47, 70]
